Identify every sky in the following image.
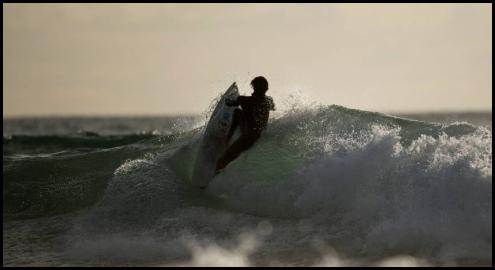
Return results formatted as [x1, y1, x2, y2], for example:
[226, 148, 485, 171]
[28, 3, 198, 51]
[3, 3, 492, 117]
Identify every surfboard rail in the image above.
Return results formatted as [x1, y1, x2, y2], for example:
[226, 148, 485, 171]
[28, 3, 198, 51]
[191, 82, 240, 188]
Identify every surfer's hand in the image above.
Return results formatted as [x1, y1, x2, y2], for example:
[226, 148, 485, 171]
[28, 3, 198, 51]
[225, 98, 238, 106]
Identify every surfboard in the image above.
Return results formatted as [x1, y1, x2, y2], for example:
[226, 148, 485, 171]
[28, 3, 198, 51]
[191, 82, 240, 189]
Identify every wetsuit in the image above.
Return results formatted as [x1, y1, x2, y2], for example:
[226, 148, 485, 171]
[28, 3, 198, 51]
[215, 92, 275, 171]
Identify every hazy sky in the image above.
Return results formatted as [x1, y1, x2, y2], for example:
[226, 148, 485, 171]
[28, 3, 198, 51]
[3, 3, 492, 117]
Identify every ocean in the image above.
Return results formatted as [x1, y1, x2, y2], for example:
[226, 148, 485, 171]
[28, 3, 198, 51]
[3, 104, 492, 266]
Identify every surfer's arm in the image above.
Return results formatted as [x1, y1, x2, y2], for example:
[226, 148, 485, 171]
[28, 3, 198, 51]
[267, 96, 275, 111]
[225, 96, 248, 107]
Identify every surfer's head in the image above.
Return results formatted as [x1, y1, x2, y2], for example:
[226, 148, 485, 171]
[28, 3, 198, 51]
[251, 76, 268, 95]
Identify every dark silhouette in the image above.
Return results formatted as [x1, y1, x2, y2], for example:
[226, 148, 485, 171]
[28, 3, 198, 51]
[215, 76, 275, 173]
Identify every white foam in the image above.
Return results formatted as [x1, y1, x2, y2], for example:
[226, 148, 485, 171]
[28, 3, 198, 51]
[207, 123, 492, 262]
[70, 105, 492, 266]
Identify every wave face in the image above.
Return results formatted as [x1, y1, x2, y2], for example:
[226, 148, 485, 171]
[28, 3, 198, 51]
[3, 106, 492, 266]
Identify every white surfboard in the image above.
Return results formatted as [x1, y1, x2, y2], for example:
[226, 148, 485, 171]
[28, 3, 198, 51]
[191, 82, 240, 189]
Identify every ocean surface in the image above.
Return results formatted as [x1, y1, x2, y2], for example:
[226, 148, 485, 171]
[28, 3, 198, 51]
[3, 103, 492, 266]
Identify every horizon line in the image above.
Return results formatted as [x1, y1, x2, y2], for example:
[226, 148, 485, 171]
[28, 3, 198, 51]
[3, 109, 492, 119]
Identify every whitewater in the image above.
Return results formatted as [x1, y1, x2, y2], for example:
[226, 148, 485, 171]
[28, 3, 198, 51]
[3, 97, 492, 266]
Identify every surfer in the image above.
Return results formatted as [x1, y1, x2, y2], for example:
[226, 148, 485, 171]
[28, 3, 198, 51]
[215, 76, 275, 173]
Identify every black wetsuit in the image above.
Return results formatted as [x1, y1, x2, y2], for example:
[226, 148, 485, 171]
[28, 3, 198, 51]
[215, 92, 275, 171]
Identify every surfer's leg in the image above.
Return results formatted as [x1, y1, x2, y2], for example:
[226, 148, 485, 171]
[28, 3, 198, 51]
[216, 138, 251, 171]
[226, 108, 244, 143]
[216, 133, 259, 172]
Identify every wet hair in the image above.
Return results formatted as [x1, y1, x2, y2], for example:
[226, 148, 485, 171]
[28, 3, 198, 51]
[251, 76, 269, 94]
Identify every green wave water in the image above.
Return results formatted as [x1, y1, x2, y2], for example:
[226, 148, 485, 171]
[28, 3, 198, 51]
[3, 105, 492, 266]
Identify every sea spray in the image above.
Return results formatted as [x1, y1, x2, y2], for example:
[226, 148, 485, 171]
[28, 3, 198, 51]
[4, 104, 491, 266]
